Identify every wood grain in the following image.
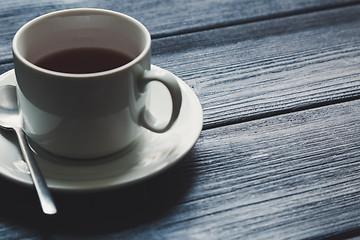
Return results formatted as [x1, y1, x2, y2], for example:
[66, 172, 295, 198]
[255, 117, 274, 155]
[150, 100, 360, 239]
[118, 99, 360, 240]
[0, 96, 359, 239]
[2, 5, 360, 131]
[151, 5, 360, 129]
[0, 0, 358, 61]
[0, 1, 360, 239]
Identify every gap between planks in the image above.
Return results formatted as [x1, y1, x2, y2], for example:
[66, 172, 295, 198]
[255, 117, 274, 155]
[202, 94, 360, 131]
[151, 1, 360, 39]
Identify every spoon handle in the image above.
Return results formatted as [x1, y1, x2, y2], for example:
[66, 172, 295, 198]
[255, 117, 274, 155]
[15, 127, 57, 215]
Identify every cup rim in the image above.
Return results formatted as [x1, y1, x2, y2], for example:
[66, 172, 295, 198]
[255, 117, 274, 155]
[12, 8, 151, 78]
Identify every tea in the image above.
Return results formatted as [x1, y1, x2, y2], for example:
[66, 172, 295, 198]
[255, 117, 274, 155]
[34, 47, 133, 74]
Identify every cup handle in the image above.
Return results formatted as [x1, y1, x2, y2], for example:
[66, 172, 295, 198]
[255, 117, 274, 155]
[138, 67, 182, 133]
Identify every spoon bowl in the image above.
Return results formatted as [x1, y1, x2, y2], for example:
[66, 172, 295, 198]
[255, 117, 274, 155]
[0, 85, 22, 129]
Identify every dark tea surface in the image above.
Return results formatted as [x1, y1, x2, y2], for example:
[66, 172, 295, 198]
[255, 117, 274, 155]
[34, 47, 133, 74]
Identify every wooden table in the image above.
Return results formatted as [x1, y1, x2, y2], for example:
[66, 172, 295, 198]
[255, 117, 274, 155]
[1, 1, 360, 239]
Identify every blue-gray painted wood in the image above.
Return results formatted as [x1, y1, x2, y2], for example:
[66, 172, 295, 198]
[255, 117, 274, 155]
[0, 0, 358, 60]
[1, 0, 360, 239]
[1, 99, 359, 239]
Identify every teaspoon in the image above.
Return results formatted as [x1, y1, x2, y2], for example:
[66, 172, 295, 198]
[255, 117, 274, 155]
[0, 85, 57, 215]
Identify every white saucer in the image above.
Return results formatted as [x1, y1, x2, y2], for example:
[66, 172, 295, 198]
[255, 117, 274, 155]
[0, 65, 203, 192]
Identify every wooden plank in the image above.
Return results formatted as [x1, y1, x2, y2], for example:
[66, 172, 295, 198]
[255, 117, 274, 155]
[0, 0, 358, 61]
[0, 96, 359, 239]
[140, 100, 360, 240]
[2, 5, 360, 131]
[0, 1, 359, 240]
[151, 5, 360, 129]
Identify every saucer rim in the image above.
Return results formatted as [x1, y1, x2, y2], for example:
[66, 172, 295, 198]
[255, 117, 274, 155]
[0, 65, 203, 192]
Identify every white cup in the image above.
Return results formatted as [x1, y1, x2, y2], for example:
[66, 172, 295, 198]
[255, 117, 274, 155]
[12, 8, 182, 159]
